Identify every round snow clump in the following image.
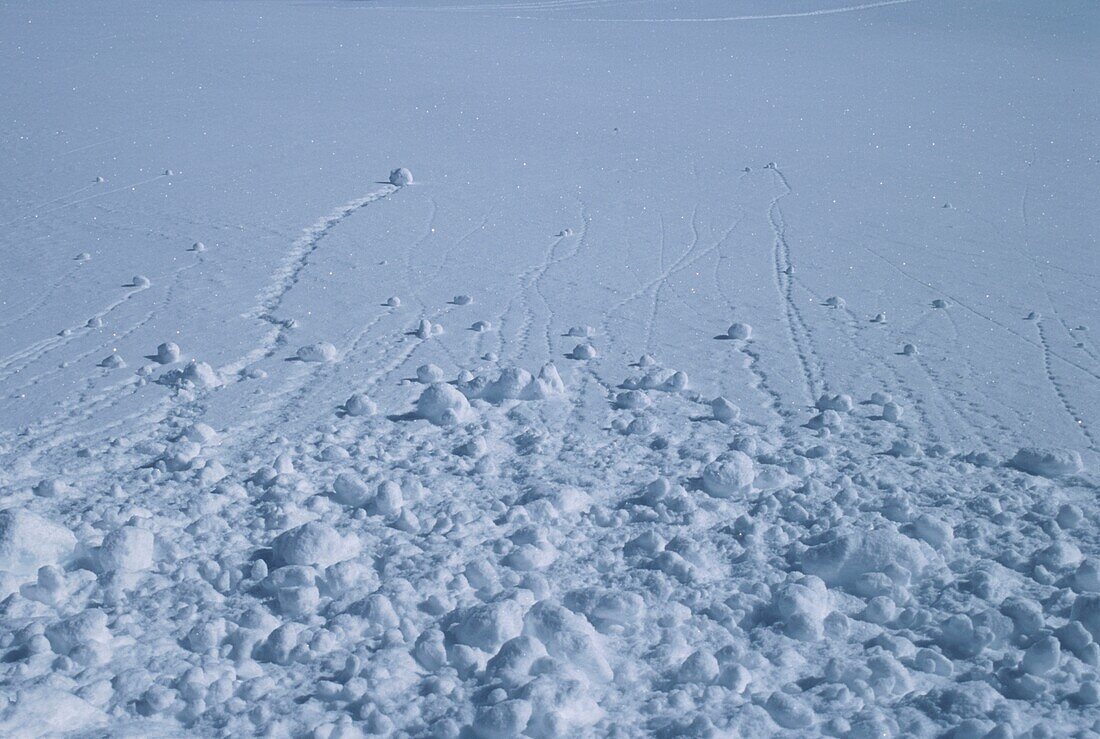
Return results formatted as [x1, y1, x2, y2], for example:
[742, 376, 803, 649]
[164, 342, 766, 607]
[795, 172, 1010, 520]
[95, 176, 105, 183]
[882, 402, 904, 422]
[932, 298, 950, 309]
[1009, 447, 1084, 477]
[726, 322, 752, 341]
[902, 343, 918, 356]
[132, 275, 151, 288]
[76, 252, 91, 262]
[416, 364, 446, 384]
[297, 342, 337, 363]
[191, 241, 206, 252]
[701, 451, 755, 498]
[416, 383, 472, 426]
[567, 326, 594, 338]
[272, 521, 359, 568]
[711, 396, 741, 423]
[0, 510, 76, 576]
[816, 393, 853, 413]
[386, 296, 401, 307]
[472, 320, 492, 332]
[156, 342, 181, 364]
[572, 343, 597, 360]
[453, 295, 473, 305]
[871, 312, 887, 323]
[96, 526, 155, 573]
[614, 390, 650, 410]
[824, 296, 845, 309]
[345, 393, 377, 417]
[99, 354, 126, 369]
[389, 167, 413, 186]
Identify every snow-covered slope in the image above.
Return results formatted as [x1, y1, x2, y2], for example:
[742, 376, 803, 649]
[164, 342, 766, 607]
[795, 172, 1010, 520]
[0, 1, 1097, 736]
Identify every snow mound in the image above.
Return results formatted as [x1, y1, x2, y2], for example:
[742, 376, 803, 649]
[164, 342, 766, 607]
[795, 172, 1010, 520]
[1008, 447, 1084, 477]
[272, 521, 359, 568]
[0, 510, 76, 577]
[157, 360, 221, 390]
[701, 451, 754, 498]
[297, 342, 338, 363]
[416, 383, 473, 425]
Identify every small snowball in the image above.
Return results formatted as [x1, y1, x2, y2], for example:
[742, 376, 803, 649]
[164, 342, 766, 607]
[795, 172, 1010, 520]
[882, 402, 904, 422]
[297, 342, 338, 363]
[416, 383, 472, 426]
[190, 242, 206, 252]
[131, 275, 151, 288]
[99, 354, 126, 369]
[386, 296, 401, 307]
[824, 296, 845, 309]
[416, 364, 446, 383]
[345, 393, 377, 417]
[453, 295, 473, 305]
[571, 343, 597, 360]
[726, 322, 753, 340]
[389, 167, 413, 186]
[156, 342, 181, 364]
[472, 320, 492, 332]
[902, 343, 918, 356]
[871, 312, 887, 323]
[272, 521, 359, 568]
[701, 451, 754, 498]
[96, 526, 155, 573]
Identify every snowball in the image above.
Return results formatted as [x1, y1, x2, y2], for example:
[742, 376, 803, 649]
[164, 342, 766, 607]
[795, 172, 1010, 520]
[345, 393, 377, 417]
[389, 167, 413, 186]
[0, 510, 76, 576]
[472, 320, 492, 332]
[932, 298, 950, 309]
[368, 481, 403, 517]
[882, 402, 904, 422]
[571, 344, 597, 360]
[701, 451, 755, 498]
[155, 342, 181, 364]
[902, 343, 918, 356]
[453, 294, 473, 305]
[297, 342, 338, 363]
[871, 312, 887, 323]
[823, 296, 845, 309]
[332, 473, 371, 506]
[567, 326, 594, 338]
[1008, 447, 1084, 477]
[614, 390, 650, 410]
[416, 383, 472, 426]
[679, 649, 720, 684]
[190, 241, 206, 252]
[765, 692, 815, 729]
[416, 364, 446, 383]
[96, 526, 155, 573]
[386, 296, 401, 307]
[816, 393, 853, 412]
[99, 354, 126, 369]
[131, 275, 151, 288]
[272, 521, 359, 568]
[726, 322, 752, 340]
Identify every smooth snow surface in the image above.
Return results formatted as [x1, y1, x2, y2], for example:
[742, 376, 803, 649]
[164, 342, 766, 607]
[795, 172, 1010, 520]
[1, 1, 1099, 736]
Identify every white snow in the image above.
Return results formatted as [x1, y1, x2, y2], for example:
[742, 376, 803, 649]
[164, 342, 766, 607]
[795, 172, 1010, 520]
[0, 1, 1097, 736]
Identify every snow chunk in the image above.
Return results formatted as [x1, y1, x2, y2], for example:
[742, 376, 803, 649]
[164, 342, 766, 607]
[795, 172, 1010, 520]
[96, 526, 155, 573]
[0, 510, 76, 576]
[155, 341, 181, 364]
[416, 364, 446, 383]
[158, 360, 221, 389]
[344, 392, 377, 417]
[453, 600, 525, 652]
[711, 397, 741, 423]
[524, 600, 613, 682]
[0, 688, 107, 735]
[701, 451, 754, 498]
[571, 343, 597, 360]
[473, 700, 531, 739]
[815, 393, 853, 413]
[389, 167, 413, 186]
[417, 383, 473, 426]
[272, 522, 359, 568]
[1008, 447, 1084, 477]
[297, 342, 338, 363]
[799, 528, 931, 588]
